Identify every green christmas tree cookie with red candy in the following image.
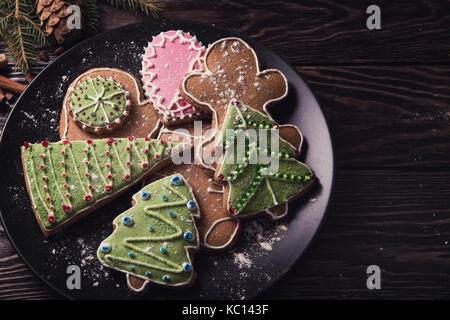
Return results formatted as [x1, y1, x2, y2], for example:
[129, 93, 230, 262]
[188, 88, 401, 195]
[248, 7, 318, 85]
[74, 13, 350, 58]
[215, 101, 314, 217]
[21, 137, 182, 236]
[97, 174, 200, 293]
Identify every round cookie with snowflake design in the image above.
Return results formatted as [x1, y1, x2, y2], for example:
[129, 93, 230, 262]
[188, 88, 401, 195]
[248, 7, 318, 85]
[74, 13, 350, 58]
[68, 76, 131, 134]
[60, 68, 162, 141]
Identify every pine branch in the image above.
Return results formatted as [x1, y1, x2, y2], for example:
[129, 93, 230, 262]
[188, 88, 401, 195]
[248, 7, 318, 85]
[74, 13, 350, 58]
[85, 0, 100, 32]
[105, 0, 164, 17]
[0, 0, 46, 79]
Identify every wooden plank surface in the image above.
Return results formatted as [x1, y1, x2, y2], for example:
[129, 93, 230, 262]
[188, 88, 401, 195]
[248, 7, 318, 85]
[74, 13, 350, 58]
[0, 0, 449, 299]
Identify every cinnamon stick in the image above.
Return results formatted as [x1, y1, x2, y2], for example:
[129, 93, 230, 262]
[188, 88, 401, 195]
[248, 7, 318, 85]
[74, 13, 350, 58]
[0, 89, 5, 102]
[0, 75, 26, 94]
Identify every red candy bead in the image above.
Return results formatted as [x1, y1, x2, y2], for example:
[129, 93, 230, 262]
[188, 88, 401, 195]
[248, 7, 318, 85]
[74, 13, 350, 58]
[39, 164, 45, 169]
[144, 137, 150, 142]
[126, 161, 131, 166]
[124, 174, 130, 180]
[40, 154, 45, 158]
[42, 176, 47, 181]
[107, 138, 114, 146]
[23, 141, 30, 148]
[107, 174, 112, 180]
[125, 147, 130, 152]
[84, 194, 93, 202]
[128, 136, 134, 141]
[154, 154, 160, 160]
[48, 216, 55, 223]
[217, 174, 224, 181]
[105, 151, 110, 156]
[63, 184, 68, 188]
[87, 139, 93, 145]
[46, 196, 51, 201]
[62, 204, 72, 213]
[143, 149, 149, 154]
[63, 140, 70, 145]
[41, 140, 49, 147]
[65, 193, 70, 198]
[141, 163, 148, 169]
[105, 185, 113, 192]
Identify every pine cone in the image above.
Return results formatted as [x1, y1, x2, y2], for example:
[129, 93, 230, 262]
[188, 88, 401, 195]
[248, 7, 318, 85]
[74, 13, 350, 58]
[36, 0, 87, 46]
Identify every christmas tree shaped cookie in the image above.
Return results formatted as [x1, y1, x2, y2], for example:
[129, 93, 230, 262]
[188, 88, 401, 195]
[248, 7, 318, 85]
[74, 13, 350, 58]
[215, 102, 315, 217]
[22, 137, 181, 236]
[97, 174, 200, 293]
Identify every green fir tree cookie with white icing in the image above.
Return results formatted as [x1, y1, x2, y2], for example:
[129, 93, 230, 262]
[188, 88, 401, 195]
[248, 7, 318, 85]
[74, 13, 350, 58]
[214, 101, 314, 217]
[21, 137, 182, 236]
[97, 174, 200, 293]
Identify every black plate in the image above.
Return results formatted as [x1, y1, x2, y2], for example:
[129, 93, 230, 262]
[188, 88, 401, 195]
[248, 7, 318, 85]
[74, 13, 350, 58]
[0, 21, 334, 299]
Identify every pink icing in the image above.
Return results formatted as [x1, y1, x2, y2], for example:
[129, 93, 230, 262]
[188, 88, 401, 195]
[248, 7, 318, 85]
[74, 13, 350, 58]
[141, 30, 205, 121]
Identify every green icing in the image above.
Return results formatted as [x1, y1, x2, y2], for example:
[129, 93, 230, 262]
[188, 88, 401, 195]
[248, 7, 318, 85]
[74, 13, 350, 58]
[70, 76, 128, 129]
[217, 103, 314, 216]
[22, 138, 178, 230]
[97, 174, 199, 286]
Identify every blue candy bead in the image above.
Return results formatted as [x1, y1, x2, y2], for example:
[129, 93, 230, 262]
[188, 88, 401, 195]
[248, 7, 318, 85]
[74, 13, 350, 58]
[171, 176, 183, 186]
[186, 200, 196, 211]
[140, 191, 151, 200]
[184, 231, 194, 241]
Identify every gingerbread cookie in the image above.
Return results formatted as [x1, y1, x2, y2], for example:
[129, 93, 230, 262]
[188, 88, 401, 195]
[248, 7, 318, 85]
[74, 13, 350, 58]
[214, 102, 315, 218]
[141, 30, 206, 125]
[180, 37, 290, 168]
[97, 174, 200, 293]
[144, 164, 240, 250]
[155, 122, 241, 250]
[21, 137, 181, 236]
[60, 68, 161, 141]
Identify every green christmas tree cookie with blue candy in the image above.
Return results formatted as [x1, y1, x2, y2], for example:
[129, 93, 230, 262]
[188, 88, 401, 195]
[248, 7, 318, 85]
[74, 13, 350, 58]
[97, 174, 200, 293]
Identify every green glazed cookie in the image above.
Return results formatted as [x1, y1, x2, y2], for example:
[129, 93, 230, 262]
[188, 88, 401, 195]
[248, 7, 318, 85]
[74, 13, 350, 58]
[22, 137, 182, 236]
[68, 75, 131, 134]
[97, 174, 200, 293]
[215, 101, 314, 217]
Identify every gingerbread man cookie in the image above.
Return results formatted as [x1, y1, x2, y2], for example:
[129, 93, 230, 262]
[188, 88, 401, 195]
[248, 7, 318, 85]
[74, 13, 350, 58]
[180, 37, 298, 169]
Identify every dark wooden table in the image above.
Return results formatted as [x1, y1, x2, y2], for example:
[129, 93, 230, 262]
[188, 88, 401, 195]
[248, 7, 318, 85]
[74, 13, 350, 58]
[0, 0, 449, 299]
